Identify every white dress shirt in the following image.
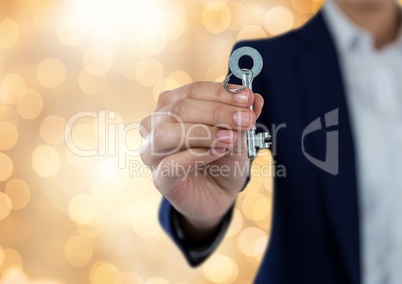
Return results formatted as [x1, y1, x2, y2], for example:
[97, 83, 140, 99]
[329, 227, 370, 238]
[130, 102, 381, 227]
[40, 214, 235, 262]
[323, 1, 402, 283]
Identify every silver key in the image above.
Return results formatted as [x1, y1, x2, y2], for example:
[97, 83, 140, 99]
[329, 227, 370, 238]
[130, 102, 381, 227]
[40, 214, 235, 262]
[224, 46, 271, 159]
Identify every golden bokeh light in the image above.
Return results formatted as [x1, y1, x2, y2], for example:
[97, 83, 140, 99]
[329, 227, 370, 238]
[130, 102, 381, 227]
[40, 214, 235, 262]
[0, 18, 20, 49]
[226, 208, 244, 238]
[65, 146, 96, 168]
[34, 1, 61, 32]
[202, 2, 232, 34]
[145, 277, 169, 284]
[237, 25, 267, 41]
[240, 3, 266, 26]
[92, 181, 121, 210]
[264, 7, 295, 36]
[0, 122, 18, 150]
[253, 235, 269, 260]
[0, 73, 25, 105]
[0, 247, 4, 266]
[128, 201, 157, 236]
[293, 13, 310, 29]
[0, 106, 20, 127]
[254, 150, 274, 193]
[78, 70, 108, 95]
[0, 0, 326, 282]
[125, 128, 146, 157]
[242, 193, 268, 221]
[0, 153, 14, 182]
[36, 58, 67, 88]
[1, 270, 63, 284]
[203, 253, 238, 283]
[40, 115, 66, 145]
[16, 89, 43, 120]
[90, 262, 120, 284]
[152, 70, 192, 101]
[200, 0, 229, 6]
[91, 28, 123, 53]
[57, 17, 87, 46]
[168, 70, 193, 86]
[31, 145, 61, 177]
[227, 2, 244, 31]
[237, 227, 268, 257]
[263, 175, 273, 193]
[152, 79, 181, 101]
[14, 224, 44, 254]
[116, 271, 144, 284]
[4, 179, 30, 210]
[70, 122, 98, 149]
[83, 47, 113, 76]
[68, 193, 98, 225]
[0, 192, 12, 220]
[118, 51, 139, 81]
[0, 249, 23, 278]
[162, 11, 186, 40]
[42, 238, 68, 267]
[76, 224, 104, 239]
[137, 31, 168, 56]
[64, 235, 93, 267]
[243, 174, 263, 194]
[135, 58, 165, 87]
[291, 0, 321, 14]
[208, 65, 228, 82]
[252, 196, 272, 221]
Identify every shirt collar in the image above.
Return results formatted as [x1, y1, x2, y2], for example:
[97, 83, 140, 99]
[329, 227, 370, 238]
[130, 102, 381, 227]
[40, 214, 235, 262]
[323, 0, 402, 52]
[322, 0, 372, 52]
[392, 11, 402, 49]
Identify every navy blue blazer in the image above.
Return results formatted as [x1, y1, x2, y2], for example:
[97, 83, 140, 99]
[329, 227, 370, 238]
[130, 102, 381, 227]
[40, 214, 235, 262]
[159, 11, 361, 284]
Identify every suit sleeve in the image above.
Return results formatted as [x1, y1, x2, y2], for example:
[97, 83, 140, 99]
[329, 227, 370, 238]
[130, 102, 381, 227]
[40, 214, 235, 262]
[158, 197, 234, 266]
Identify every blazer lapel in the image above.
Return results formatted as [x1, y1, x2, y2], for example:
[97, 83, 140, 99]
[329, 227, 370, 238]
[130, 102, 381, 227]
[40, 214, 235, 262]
[296, 12, 361, 284]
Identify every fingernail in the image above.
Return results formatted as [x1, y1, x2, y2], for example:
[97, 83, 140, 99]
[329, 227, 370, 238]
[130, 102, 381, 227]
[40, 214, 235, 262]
[217, 129, 237, 143]
[233, 111, 253, 127]
[233, 89, 249, 104]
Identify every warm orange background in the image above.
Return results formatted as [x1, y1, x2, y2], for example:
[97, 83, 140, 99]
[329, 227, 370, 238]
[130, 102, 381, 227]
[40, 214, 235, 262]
[0, 1, 326, 283]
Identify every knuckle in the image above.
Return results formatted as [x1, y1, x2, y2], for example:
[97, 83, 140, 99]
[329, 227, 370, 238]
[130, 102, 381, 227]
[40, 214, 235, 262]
[211, 105, 223, 122]
[158, 90, 172, 106]
[187, 81, 202, 98]
[159, 84, 191, 106]
[139, 116, 149, 129]
[216, 86, 227, 102]
[138, 117, 150, 138]
[188, 124, 209, 139]
[170, 91, 184, 104]
[139, 141, 152, 166]
[152, 124, 165, 144]
[152, 161, 169, 189]
[169, 100, 185, 117]
[139, 152, 151, 167]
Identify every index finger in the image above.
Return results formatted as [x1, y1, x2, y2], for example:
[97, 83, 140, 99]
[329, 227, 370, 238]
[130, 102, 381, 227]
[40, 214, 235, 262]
[156, 81, 254, 111]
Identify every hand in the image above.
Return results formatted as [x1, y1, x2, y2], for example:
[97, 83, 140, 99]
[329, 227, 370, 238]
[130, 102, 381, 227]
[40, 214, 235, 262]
[140, 82, 264, 231]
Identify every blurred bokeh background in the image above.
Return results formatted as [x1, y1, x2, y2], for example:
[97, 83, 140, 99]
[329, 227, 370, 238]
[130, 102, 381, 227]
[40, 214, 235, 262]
[0, 0, 325, 283]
